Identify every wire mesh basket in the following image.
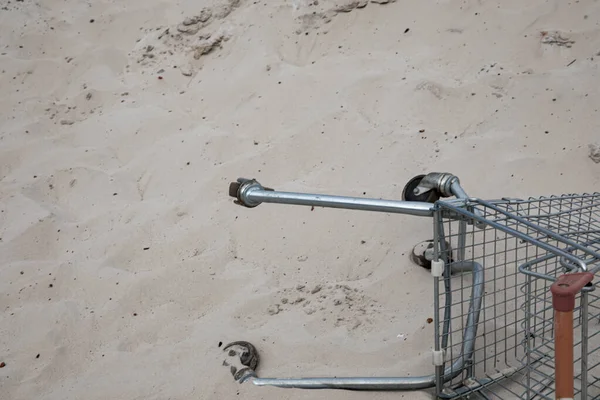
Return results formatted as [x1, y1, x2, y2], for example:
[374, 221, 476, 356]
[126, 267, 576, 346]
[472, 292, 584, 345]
[435, 194, 600, 399]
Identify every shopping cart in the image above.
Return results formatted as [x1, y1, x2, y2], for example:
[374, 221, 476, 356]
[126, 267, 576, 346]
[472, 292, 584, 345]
[224, 172, 600, 399]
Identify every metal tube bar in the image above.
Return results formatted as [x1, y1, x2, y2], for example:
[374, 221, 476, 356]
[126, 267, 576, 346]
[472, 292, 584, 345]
[433, 210, 444, 394]
[450, 180, 469, 200]
[435, 217, 453, 355]
[244, 188, 435, 217]
[231, 173, 474, 218]
[525, 275, 532, 400]
[581, 291, 589, 400]
[457, 221, 467, 261]
[453, 172, 469, 261]
[250, 261, 484, 391]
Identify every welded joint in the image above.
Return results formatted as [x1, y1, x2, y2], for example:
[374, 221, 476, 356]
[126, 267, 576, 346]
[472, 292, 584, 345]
[462, 377, 481, 389]
[432, 350, 445, 366]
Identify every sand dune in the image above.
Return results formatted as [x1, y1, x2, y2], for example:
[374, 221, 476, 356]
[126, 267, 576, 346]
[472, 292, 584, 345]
[1, 0, 600, 399]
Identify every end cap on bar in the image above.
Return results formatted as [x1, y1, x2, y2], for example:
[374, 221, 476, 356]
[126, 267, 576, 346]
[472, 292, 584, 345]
[229, 181, 241, 198]
[228, 178, 274, 208]
[551, 272, 594, 312]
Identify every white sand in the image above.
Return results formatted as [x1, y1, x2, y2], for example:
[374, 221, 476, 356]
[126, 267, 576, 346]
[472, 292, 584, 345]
[1, 0, 599, 399]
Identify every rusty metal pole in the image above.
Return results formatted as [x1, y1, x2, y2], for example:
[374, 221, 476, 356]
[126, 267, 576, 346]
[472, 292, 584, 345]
[550, 272, 594, 400]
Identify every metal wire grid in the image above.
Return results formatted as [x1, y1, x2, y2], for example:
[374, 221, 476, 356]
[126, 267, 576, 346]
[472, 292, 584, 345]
[518, 277, 600, 400]
[478, 194, 600, 273]
[434, 193, 600, 399]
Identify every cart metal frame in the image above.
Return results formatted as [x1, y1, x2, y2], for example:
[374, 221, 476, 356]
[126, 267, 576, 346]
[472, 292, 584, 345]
[224, 172, 600, 399]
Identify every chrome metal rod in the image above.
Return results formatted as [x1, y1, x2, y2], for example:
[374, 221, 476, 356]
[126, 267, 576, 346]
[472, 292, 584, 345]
[433, 210, 444, 394]
[230, 173, 473, 218]
[450, 180, 469, 200]
[252, 376, 433, 390]
[245, 188, 435, 217]
[250, 261, 484, 391]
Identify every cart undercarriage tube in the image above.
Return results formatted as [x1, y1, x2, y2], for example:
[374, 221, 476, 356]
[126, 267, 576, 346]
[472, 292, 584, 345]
[227, 173, 482, 391]
[246, 261, 483, 390]
[246, 189, 435, 216]
[229, 173, 471, 216]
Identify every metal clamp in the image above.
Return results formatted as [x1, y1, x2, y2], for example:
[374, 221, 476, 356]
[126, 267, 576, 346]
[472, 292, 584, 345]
[432, 350, 445, 366]
[431, 260, 445, 277]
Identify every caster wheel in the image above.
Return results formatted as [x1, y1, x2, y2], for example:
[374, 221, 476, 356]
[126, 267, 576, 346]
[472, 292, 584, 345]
[223, 341, 260, 382]
[402, 175, 440, 203]
[410, 240, 453, 270]
[411, 240, 435, 269]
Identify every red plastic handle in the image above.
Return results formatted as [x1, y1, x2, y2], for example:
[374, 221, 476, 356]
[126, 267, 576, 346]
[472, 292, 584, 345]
[550, 272, 594, 312]
[551, 272, 594, 399]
